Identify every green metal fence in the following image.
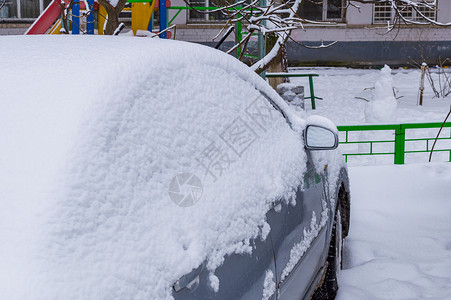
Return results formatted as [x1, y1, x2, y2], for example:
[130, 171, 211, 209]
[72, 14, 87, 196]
[337, 122, 451, 164]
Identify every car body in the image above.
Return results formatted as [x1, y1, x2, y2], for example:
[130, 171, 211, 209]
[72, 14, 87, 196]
[0, 36, 350, 300]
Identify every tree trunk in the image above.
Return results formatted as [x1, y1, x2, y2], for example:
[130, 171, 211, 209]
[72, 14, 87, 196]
[97, 0, 127, 35]
[266, 32, 288, 90]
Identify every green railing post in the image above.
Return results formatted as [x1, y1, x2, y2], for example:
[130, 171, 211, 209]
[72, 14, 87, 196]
[308, 76, 316, 109]
[236, 19, 242, 58]
[394, 125, 406, 164]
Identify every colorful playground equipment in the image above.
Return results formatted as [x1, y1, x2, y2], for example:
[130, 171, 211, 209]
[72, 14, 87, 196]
[25, 0, 169, 37]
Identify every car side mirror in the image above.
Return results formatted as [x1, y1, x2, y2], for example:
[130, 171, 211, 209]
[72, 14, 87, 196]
[304, 125, 338, 150]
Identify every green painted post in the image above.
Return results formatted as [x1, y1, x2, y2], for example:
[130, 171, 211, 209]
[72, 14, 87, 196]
[394, 125, 406, 164]
[309, 76, 316, 109]
[236, 19, 242, 59]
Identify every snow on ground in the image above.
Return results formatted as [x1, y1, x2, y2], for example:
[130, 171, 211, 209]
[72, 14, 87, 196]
[338, 163, 451, 300]
[289, 67, 451, 299]
[290, 66, 451, 125]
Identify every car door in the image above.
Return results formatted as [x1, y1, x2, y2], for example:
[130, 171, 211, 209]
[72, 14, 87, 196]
[276, 151, 329, 299]
[173, 74, 326, 300]
[172, 78, 296, 300]
[243, 89, 330, 299]
[172, 201, 285, 300]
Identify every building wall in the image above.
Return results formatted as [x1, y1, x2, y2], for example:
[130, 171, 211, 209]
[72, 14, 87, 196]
[172, 24, 235, 43]
[167, 0, 451, 66]
[291, 26, 451, 42]
[168, 0, 235, 43]
[286, 40, 451, 67]
[347, 1, 451, 25]
[346, 2, 373, 25]
[437, 0, 451, 24]
[169, 0, 451, 43]
[171, 25, 451, 44]
[286, 0, 451, 66]
[0, 23, 28, 35]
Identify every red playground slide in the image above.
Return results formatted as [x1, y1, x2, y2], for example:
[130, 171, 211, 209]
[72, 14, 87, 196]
[25, 0, 63, 35]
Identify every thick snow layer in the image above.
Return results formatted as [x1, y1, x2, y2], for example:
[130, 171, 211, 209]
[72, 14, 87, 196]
[306, 115, 338, 134]
[337, 163, 451, 299]
[0, 36, 308, 299]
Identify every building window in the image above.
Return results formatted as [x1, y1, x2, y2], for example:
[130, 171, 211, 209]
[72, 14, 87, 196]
[0, 0, 18, 18]
[20, 0, 40, 18]
[187, 0, 229, 23]
[0, 0, 51, 20]
[373, 2, 391, 23]
[300, 0, 344, 22]
[187, 0, 344, 23]
[373, 1, 436, 24]
[414, 3, 436, 21]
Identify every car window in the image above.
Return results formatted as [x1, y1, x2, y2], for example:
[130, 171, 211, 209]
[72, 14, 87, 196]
[152, 64, 291, 188]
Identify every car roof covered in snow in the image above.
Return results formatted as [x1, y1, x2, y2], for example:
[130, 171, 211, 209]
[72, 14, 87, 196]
[0, 36, 307, 299]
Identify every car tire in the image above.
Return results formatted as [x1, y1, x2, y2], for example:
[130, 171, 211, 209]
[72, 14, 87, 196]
[312, 203, 343, 300]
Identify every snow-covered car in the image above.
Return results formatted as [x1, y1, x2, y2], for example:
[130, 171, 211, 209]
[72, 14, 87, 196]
[0, 36, 350, 300]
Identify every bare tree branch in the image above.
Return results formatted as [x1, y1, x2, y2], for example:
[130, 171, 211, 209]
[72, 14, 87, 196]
[0, 0, 7, 11]
[78, 0, 451, 73]
[97, 0, 128, 35]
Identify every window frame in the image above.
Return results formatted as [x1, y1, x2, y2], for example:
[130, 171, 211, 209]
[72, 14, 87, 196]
[187, 0, 345, 24]
[0, 0, 48, 20]
[323, 0, 345, 22]
[187, 0, 229, 23]
[373, 1, 437, 24]
[300, 0, 345, 23]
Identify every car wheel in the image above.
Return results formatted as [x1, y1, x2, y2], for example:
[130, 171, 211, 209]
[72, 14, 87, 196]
[312, 204, 343, 300]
